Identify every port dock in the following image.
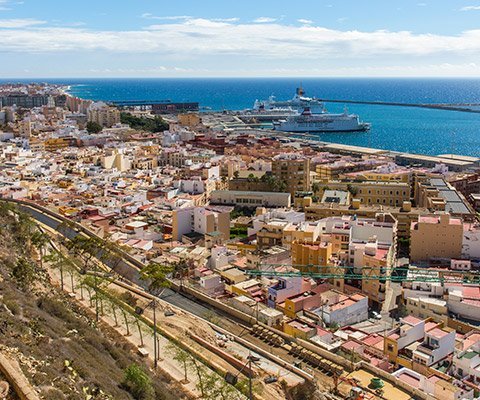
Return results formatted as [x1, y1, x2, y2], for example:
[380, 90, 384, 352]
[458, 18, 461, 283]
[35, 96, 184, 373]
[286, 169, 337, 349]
[318, 98, 480, 113]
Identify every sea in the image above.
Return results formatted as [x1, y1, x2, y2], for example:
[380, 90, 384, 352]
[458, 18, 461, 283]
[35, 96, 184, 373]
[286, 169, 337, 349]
[3, 77, 480, 157]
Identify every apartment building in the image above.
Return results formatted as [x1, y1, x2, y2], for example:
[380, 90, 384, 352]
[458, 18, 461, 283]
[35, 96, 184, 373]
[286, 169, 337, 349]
[414, 176, 474, 221]
[271, 153, 310, 196]
[410, 214, 463, 262]
[172, 205, 230, 241]
[451, 331, 480, 389]
[87, 102, 120, 128]
[384, 316, 426, 363]
[405, 297, 448, 324]
[447, 286, 480, 323]
[413, 326, 456, 367]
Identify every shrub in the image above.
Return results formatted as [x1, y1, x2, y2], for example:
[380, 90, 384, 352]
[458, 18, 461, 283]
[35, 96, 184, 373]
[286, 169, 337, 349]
[122, 364, 155, 400]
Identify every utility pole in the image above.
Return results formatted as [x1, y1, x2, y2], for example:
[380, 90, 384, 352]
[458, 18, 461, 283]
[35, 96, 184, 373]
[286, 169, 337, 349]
[153, 300, 157, 368]
[248, 353, 253, 400]
[149, 299, 158, 369]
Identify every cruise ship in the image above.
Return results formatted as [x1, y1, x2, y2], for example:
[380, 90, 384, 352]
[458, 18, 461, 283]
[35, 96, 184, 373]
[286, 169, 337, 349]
[273, 107, 371, 133]
[253, 87, 325, 113]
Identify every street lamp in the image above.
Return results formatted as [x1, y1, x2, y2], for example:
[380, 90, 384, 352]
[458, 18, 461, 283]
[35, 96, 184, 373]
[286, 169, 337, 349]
[136, 299, 160, 369]
[148, 299, 159, 369]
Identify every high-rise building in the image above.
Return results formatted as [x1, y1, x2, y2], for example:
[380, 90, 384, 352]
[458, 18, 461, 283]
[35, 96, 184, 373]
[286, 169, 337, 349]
[87, 102, 120, 128]
[272, 153, 310, 196]
[410, 214, 463, 262]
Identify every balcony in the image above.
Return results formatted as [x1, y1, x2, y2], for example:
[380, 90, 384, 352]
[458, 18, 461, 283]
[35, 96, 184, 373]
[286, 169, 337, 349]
[416, 343, 435, 354]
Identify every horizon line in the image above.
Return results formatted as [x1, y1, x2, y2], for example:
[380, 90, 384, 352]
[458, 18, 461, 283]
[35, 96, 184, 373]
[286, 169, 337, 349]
[2, 75, 480, 80]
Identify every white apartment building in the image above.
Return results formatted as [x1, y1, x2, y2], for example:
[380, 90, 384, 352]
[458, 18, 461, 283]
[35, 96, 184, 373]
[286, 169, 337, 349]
[413, 327, 456, 366]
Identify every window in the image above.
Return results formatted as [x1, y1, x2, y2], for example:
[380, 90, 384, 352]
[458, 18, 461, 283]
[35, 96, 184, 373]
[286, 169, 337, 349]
[387, 344, 394, 352]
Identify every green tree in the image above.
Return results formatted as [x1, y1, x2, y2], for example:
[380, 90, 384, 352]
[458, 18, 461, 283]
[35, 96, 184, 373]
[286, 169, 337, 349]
[10, 257, 37, 290]
[31, 230, 49, 267]
[347, 184, 358, 197]
[120, 112, 169, 133]
[44, 249, 66, 291]
[166, 344, 191, 383]
[139, 262, 173, 295]
[86, 121, 102, 133]
[122, 364, 155, 400]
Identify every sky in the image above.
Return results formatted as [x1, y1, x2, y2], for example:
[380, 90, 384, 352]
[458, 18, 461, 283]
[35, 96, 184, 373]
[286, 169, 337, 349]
[2, 0, 480, 78]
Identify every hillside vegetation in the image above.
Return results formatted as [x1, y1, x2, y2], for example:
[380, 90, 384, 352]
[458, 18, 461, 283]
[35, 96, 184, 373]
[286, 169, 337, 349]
[0, 204, 180, 400]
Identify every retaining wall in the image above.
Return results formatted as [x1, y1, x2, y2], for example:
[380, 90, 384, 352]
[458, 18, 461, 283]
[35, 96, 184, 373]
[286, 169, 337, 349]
[0, 353, 40, 400]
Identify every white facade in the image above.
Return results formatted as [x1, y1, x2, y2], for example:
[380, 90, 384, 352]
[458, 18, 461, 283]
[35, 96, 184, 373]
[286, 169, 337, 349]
[322, 295, 368, 327]
[210, 190, 291, 208]
[447, 286, 480, 322]
[413, 328, 456, 366]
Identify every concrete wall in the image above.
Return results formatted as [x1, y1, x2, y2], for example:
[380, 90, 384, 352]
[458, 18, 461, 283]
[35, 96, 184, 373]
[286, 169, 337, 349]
[0, 353, 40, 400]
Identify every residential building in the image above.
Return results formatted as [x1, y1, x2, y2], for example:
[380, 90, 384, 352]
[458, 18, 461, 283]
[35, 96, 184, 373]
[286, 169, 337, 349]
[172, 206, 230, 241]
[410, 214, 463, 262]
[304, 290, 368, 327]
[87, 102, 120, 128]
[384, 316, 427, 363]
[413, 326, 456, 367]
[267, 276, 311, 308]
[210, 190, 291, 208]
[271, 153, 310, 196]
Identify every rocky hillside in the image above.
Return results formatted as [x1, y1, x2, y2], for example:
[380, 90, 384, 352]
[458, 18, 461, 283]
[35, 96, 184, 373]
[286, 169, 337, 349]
[0, 204, 182, 400]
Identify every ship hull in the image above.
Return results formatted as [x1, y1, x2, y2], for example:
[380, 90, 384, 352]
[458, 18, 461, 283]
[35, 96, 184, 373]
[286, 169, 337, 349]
[273, 120, 370, 133]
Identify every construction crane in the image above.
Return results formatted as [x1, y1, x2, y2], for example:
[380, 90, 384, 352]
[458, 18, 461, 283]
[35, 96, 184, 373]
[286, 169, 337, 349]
[246, 264, 480, 284]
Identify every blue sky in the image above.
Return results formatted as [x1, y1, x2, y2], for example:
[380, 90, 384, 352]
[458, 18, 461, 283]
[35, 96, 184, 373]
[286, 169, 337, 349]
[1, 0, 480, 77]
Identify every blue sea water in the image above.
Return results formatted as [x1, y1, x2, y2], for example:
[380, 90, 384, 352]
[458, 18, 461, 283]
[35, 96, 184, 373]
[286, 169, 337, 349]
[3, 78, 480, 157]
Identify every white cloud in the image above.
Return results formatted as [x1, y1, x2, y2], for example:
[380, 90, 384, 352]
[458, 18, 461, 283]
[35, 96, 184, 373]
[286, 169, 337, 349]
[0, 18, 46, 28]
[141, 13, 192, 20]
[0, 18, 480, 74]
[460, 5, 480, 10]
[297, 19, 313, 24]
[212, 17, 239, 22]
[253, 17, 276, 23]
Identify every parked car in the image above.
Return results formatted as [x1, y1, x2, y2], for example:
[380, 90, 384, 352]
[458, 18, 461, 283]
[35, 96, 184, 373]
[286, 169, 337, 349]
[370, 311, 382, 320]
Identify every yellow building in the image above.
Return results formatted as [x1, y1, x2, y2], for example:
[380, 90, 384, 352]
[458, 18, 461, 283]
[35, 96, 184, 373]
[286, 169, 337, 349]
[44, 138, 69, 152]
[342, 169, 411, 183]
[283, 319, 316, 339]
[405, 297, 448, 323]
[410, 214, 463, 262]
[178, 113, 201, 127]
[87, 102, 120, 128]
[272, 154, 310, 196]
[316, 180, 410, 207]
[291, 241, 333, 269]
[361, 244, 393, 306]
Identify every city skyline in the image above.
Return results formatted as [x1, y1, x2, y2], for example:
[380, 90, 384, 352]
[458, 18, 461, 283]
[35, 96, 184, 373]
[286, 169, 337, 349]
[1, 0, 480, 77]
